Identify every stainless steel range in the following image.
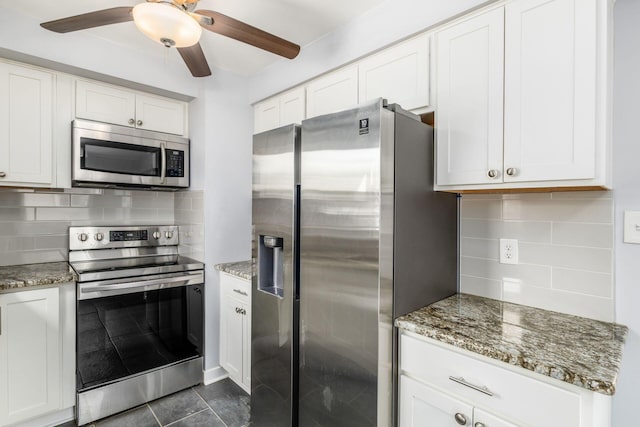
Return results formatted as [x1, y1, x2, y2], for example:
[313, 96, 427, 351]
[69, 225, 204, 425]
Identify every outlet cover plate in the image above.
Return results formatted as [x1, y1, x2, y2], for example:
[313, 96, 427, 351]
[499, 238, 519, 264]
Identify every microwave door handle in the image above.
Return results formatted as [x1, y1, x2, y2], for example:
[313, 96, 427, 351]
[160, 142, 167, 184]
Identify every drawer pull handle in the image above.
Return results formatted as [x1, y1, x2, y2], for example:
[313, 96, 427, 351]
[449, 376, 494, 396]
[454, 413, 468, 425]
[233, 289, 248, 296]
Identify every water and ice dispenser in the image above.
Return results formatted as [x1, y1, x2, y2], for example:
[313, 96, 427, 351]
[258, 235, 284, 298]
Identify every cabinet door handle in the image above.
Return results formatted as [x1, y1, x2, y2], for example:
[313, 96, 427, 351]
[506, 167, 518, 176]
[233, 289, 248, 297]
[0, 172, 6, 178]
[137, 120, 143, 126]
[454, 413, 468, 425]
[128, 118, 135, 125]
[449, 376, 494, 396]
[487, 169, 498, 178]
[235, 307, 240, 314]
[474, 423, 486, 427]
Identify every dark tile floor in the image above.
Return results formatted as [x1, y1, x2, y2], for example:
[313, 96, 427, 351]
[56, 378, 250, 427]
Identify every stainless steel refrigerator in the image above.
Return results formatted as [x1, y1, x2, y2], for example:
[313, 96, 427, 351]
[252, 99, 457, 427]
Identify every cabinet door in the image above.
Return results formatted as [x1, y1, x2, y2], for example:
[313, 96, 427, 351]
[254, 97, 280, 133]
[279, 87, 306, 127]
[359, 33, 431, 111]
[503, 0, 597, 183]
[435, 8, 505, 186]
[76, 80, 136, 127]
[135, 93, 187, 136]
[474, 408, 518, 427]
[0, 288, 60, 425]
[400, 375, 473, 427]
[220, 292, 244, 381]
[306, 65, 358, 118]
[0, 63, 53, 186]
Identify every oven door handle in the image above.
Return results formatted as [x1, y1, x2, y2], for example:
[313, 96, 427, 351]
[79, 272, 203, 300]
[160, 142, 167, 184]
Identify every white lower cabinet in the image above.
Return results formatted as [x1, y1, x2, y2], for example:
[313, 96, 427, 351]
[400, 375, 515, 427]
[399, 332, 612, 427]
[0, 284, 75, 426]
[219, 272, 251, 393]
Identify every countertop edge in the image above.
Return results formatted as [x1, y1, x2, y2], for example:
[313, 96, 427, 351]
[0, 262, 77, 293]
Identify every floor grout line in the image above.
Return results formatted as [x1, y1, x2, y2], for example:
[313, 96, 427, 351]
[147, 403, 163, 427]
[192, 386, 230, 427]
[163, 408, 210, 427]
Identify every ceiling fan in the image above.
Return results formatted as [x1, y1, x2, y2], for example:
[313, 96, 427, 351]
[40, 0, 301, 77]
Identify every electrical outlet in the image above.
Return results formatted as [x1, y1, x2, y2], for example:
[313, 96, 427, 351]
[499, 239, 519, 265]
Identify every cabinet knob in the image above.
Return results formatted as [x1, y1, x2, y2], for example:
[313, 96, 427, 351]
[487, 169, 498, 179]
[454, 413, 468, 425]
[506, 167, 518, 176]
[137, 120, 143, 126]
[474, 423, 486, 427]
[128, 118, 135, 125]
[0, 172, 5, 178]
[235, 307, 240, 314]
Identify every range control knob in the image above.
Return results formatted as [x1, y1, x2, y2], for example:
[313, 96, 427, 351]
[78, 233, 88, 242]
[165, 231, 174, 239]
[152, 231, 161, 240]
[94, 233, 104, 241]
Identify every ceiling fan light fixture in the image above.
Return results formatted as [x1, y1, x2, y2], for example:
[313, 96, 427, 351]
[132, 2, 202, 48]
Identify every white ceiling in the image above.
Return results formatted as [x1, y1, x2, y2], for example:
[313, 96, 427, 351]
[4, 0, 386, 76]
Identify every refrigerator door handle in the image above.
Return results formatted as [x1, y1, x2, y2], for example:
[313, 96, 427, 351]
[295, 183, 301, 300]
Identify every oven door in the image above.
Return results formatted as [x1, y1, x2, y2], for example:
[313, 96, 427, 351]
[72, 125, 189, 188]
[76, 271, 204, 392]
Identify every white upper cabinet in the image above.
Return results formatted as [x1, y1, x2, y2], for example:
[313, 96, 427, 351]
[254, 86, 305, 134]
[76, 80, 188, 136]
[434, 8, 505, 187]
[503, 0, 597, 183]
[0, 62, 54, 187]
[435, 0, 610, 191]
[306, 64, 358, 118]
[358, 33, 431, 112]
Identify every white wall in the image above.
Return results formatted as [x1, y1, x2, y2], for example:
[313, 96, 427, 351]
[248, 0, 491, 102]
[612, 0, 640, 423]
[200, 69, 253, 372]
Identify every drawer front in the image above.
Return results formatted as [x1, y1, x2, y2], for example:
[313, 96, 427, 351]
[400, 333, 582, 427]
[222, 273, 251, 302]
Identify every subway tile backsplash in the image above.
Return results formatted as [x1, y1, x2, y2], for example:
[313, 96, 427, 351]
[0, 188, 175, 266]
[175, 190, 204, 262]
[460, 191, 614, 322]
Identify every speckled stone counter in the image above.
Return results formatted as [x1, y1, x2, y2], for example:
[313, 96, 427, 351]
[395, 293, 628, 395]
[0, 262, 77, 292]
[215, 260, 252, 281]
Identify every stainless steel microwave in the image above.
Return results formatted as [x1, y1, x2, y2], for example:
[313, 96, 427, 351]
[72, 119, 189, 190]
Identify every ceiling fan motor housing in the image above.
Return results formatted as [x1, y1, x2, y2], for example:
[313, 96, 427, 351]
[132, 1, 202, 48]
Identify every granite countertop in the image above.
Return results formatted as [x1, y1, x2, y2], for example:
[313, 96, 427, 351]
[215, 260, 252, 281]
[395, 293, 628, 396]
[0, 262, 77, 292]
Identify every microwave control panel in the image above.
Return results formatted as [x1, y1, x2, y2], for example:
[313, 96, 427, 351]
[166, 150, 185, 177]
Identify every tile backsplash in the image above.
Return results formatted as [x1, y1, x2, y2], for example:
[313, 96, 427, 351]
[0, 188, 174, 266]
[460, 191, 614, 322]
[175, 190, 204, 262]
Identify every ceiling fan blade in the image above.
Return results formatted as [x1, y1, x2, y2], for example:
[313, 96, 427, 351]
[40, 7, 133, 33]
[177, 43, 212, 77]
[194, 10, 300, 59]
